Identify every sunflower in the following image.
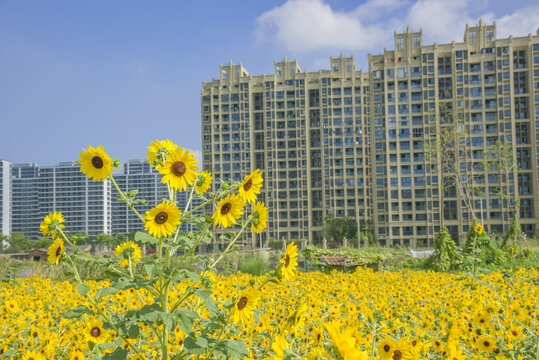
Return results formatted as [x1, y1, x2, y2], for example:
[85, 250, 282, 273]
[389, 339, 412, 360]
[212, 194, 245, 228]
[40, 211, 65, 239]
[146, 139, 177, 167]
[474, 223, 484, 235]
[232, 289, 260, 325]
[158, 147, 199, 191]
[78, 145, 113, 182]
[195, 171, 212, 194]
[476, 335, 496, 353]
[144, 201, 182, 238]
[21, 351, 44, 360]
[115, 241, 142, 267]
[4, 300, 19, 313]
[312, 326, 324, 345]
[280, 242, 298, 281]
[507, 326, 523, 341]
[270, 335, 289, 360]
[446, 342, 466, 360]
[47, 238, 64, 265]
[250, 201, 268, 233]
[238, 169, 263, 204]
[69, 350, 85, 360]
[85, 320, 107, 344]
[324, 321, 368, 360]
[377, 337, 396, 359]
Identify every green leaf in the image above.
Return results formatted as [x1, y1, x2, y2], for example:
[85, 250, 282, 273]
[134, 231, 159, 245]
[0, 350, 15, 358]
[127, 189, 138, 198]
[76, 283, 91, 296]
[224, 339, 249, 359]
[195, 289, 218, 315]
[176, 307, 199, 334]
[162, 313, 174, 330]
[189, 215, 208, 231]
[102, 347, 128, 360]
[97, 286, 119, 299]
[127, 325, 140, 339]
[64, 305, 93, 318]
[133, 199, 150, 205]
[170, 269, 200, 284]
[183, 336, 208, 355]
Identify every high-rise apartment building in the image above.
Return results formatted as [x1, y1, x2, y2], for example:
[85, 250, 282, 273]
[12, 162, 111, 239]
[3, 159, 203, 240]
[201, 21, 539, 248]
[0, 160, 12, 236]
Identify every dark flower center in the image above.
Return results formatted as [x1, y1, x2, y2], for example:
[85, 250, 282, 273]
[285, 254, 290, 267]
[384, 344, 390, 352]
[316, 333, 321, 341]
[411, 340, 417, 346]
[237, 296, 248, 310]
[172, 161, 186, 176]
[32, 331, 38, 338]
[155, 212, 168, 224]
[92, 156, 104, 169]
[393, 350, 402, 360]
[243, 179, 253, 192]
[483, 340, 490, 347]
[221, 203, 232, 215]
[512, 331, 517, 336]
[56, 246, 62, 257]
[91, 327, 101, 337]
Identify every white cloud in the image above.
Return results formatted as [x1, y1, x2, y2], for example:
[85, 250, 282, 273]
[255, 0, 539, 55]
[256, 0, 389, 53]
[495, 5, 539, 38]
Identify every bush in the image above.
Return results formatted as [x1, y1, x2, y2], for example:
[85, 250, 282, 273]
[238, 256, 269, 275]
[430, 227, 462, 272]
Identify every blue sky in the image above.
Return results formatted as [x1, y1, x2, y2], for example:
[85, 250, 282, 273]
[1, 0, 538, 166]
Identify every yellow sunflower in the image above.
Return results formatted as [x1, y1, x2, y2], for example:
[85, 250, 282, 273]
[195, 171, 212, 194]
[40, 211, 65, 239]
[212, 194, 245, 228]
[238, 169, 263, 204]
[85, 319, 107, 344]
[232, 289, 260, 325]
[115, 241, 142, 267]
[324, 321, 368, 360]
[21, 351, 44, 360]
[312, 326, 324, 345]
[4, 300, 19, 313]
[78, 145, 113, 182]
[280, 242, 298, 281]
[47, 238, 64, 265]
[158, 147, 199, 191]
[270, 335, 289, 360]
[250, 201, 268, 234]
[377, 337, 396, 359]
[146, 139, 178, 167]
[474, 223, 484, 235]
[69, 350, 85, 360]
[144, 201, 182, 238]
[476, 335, 496, 353]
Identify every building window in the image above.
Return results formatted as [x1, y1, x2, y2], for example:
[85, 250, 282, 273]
[413, 36, 420, 48]
[486, 29, 494, 41]
[397, 37, 404, 50]
[469, 31, 476, 43]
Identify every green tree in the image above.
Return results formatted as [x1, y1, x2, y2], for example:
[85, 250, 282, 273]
[323, 214, 357, 243]
[5, 233, 32, 253]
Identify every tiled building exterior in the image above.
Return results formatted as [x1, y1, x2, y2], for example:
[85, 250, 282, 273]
[201, 21, 539, 248]
[6, 160, 202, 239]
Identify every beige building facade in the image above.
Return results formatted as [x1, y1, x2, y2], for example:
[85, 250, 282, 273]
[201, 21, 539, 248]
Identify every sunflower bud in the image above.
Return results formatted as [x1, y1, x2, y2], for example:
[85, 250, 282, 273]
[112, 159, 121, 168]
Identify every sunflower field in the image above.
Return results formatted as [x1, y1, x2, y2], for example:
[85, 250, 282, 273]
[1, 140, 538, 359]
[1, 268, 538, 359]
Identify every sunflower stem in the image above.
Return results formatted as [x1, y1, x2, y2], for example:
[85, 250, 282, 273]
[169, 219, 250, 314]
[110, 175, 145, 223]
[67, 253, 147, 360]
[184, 185, 196, 213]
[166, 222, 211, 288]
[182, 183, 240, 218]
[209, 219, 251, 271]
[205, 307, 233, 358]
